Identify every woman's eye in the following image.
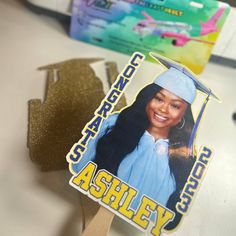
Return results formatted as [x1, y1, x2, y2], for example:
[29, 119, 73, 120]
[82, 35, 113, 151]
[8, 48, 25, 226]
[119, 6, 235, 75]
[155, 96, 163, 102]
[171, 104, 180, 109]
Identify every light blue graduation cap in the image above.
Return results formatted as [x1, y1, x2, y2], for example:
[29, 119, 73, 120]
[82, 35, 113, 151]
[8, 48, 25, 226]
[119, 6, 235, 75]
[149, 52, 220, 155]
[150, 52, 219, 103]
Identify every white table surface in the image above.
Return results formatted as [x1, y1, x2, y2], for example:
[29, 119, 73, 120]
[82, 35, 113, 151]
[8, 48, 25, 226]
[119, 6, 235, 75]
[0, 1, 236, 236]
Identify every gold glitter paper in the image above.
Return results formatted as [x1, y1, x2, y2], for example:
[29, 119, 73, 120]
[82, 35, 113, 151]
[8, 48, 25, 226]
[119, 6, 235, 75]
[28, 58, 126, 171]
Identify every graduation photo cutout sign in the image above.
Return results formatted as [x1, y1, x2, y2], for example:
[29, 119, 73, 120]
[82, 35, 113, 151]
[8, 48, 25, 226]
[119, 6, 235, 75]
[66, 52, 218, 236]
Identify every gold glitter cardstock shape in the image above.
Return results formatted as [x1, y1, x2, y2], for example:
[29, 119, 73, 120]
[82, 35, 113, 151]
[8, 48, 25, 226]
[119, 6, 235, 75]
[28, 58, 126, 171]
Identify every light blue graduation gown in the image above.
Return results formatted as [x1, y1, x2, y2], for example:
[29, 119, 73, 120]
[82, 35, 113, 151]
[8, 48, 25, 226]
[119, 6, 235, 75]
[72, 113, 176, 210]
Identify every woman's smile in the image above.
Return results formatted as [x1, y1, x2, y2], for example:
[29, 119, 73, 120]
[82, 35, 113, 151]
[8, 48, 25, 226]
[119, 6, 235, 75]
[154, 112, 168, 122]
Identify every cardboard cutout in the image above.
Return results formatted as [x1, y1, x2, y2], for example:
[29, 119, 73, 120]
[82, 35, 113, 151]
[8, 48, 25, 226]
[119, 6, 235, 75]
[67, 52, 218, 235]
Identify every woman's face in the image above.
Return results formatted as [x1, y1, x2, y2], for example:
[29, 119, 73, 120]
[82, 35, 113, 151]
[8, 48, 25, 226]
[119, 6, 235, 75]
[146, 88, 188, 137]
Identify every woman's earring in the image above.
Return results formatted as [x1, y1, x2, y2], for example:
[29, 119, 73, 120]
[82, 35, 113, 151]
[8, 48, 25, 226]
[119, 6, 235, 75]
[177, 117, 185, 129]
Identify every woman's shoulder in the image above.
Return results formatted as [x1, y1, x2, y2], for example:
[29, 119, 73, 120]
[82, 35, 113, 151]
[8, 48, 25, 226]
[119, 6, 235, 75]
[105, 112, 119, 126]
[98, 113, 119, 133]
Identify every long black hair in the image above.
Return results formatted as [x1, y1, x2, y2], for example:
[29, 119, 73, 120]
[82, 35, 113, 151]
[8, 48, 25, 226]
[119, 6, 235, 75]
[94, 83, 196, 228]
[94, 83, 160, 174]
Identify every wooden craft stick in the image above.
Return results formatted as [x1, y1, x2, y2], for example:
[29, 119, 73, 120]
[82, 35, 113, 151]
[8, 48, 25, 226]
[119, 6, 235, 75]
[81, 206, 115, 236]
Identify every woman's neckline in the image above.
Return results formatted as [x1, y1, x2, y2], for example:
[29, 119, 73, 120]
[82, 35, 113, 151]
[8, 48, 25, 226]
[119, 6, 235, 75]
[144, 130, 169, 142]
